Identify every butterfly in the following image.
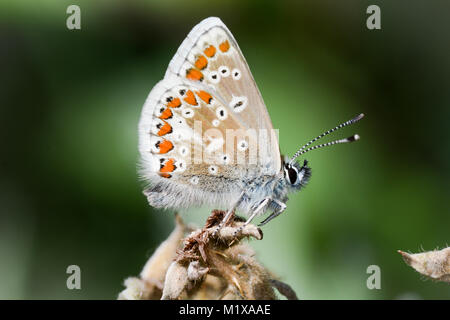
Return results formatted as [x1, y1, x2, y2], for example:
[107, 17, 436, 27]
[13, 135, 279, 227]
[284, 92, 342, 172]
[138, 17, 363, 230]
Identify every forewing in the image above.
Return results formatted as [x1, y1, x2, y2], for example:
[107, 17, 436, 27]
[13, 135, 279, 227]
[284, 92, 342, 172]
[164, 17, 281, 173]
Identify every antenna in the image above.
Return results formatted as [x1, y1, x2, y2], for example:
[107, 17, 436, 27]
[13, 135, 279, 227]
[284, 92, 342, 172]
[289, 114, 364, 165]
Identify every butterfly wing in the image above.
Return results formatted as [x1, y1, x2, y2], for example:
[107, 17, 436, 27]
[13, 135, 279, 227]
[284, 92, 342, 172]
[138, 17, 280, 210]
[165, 17, 281, 172]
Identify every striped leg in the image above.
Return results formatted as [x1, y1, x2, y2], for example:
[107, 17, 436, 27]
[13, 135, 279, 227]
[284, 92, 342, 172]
[258, 200, 287, 226]
[233, 198, 270, 237]
[212, 191, 245, 237]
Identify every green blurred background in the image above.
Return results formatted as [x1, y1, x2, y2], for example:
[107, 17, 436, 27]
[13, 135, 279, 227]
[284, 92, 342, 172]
[1, 0, 449, 299]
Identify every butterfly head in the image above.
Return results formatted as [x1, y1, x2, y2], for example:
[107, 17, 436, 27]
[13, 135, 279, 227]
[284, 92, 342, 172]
[283, 158, 311, 190]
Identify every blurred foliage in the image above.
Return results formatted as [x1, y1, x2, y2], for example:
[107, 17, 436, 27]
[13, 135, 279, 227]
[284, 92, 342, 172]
[0, 0, 449, 299]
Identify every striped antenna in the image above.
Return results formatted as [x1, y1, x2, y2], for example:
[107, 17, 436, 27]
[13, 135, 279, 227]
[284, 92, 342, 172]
[291, 135, 360, 159]
[290, 113, 364, 165]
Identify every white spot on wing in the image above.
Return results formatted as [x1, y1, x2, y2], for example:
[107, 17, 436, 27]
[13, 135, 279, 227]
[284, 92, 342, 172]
[216, 107, 228, 120]
[190, 176, 199, 185]
[232, 68, 241, 80]
[229, 96, 248, 113]
[176, 159, 187, 172]
[208, 71, 220, 84]
[182, 108, 194, 118]
[179, 145, 189, 156]
[238, 139, 248, 151]
[218, 66, 230, 77]
[221, 154, 231, 165]
[208, 165, 218, 175]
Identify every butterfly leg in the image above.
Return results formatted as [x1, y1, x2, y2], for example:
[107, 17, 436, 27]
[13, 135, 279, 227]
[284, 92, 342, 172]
[212, 191, 245, 237]
[258, 200, 287, 226]
[233, 198, 270, 237]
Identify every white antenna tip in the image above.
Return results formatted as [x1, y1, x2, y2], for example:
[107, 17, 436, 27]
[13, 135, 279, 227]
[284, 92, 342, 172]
[346, 134, 360, 142]
[352, 113, 365, 122]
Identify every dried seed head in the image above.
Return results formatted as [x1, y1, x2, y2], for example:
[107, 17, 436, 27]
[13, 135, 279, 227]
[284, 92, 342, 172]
[161, 261, 189, 300]
[118, 210, 298, 300]
[398, 247, 450, 283]
[117, 277, 146, 300]
[140, 214, 185, 284]
[187, 261, 209, 281]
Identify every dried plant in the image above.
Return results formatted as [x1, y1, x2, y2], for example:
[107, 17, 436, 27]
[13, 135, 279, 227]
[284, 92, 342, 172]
[398, 247, 450, 283]
[118, 211, 298, 300]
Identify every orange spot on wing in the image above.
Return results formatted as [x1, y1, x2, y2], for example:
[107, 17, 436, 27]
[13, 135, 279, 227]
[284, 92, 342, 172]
[167, 97, 181, 108]
[195, 55, 208, 70]
[186, 68, 203, 81]
[159, 108, 173, 120]
[158, 140, 174, 154]
[160, 158, 176, 173]
[183, 90, 198, 106]
[197, 90, 212, 104]
[219, 40, 230, 52]
[159, 173, 172, 178]
[204, 45, 216, 58]
[157, 121, 172, 136]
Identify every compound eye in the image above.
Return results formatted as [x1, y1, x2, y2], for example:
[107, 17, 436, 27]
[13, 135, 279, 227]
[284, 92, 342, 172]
[288, 167, 298, 185]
